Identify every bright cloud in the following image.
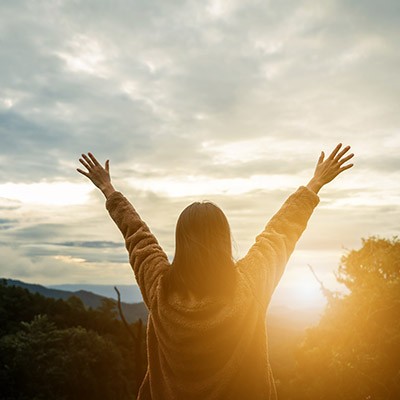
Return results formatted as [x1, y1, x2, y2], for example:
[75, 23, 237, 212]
[0, 182, 92, 206]
[56, 34, 109, 77]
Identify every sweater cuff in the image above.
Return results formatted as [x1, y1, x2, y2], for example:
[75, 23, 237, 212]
[105, 191, 125, 213]
[298, 185, 320, 207]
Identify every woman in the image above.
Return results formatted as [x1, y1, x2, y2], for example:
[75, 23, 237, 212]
[77, 143, 354, 400]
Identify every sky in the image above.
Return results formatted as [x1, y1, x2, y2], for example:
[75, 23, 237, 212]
[0, 0, 399, 310]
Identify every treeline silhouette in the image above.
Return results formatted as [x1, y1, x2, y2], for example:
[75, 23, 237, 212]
[277, 236, 400, 400]
[1, 236, 399, 399]
[0, 282, 146, 400]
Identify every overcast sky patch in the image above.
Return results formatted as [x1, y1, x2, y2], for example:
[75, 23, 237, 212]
[0, 0, 399, 308]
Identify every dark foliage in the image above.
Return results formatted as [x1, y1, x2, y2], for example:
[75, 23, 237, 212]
[0, 281, 146, 400]
[1, 235, 399, 399]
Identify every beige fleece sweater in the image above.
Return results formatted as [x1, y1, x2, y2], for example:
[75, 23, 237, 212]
[106, 186, 319, 400]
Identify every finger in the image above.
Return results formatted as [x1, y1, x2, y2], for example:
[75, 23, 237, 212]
[334, 145, 351, 161]
[328, 143, 342, 160]
[82, 153, 95, 168]
[338, 163, 354, 172]
[79, 158, 91, 171]
[77, 168, 89, 177]
[338, 153, 354, 166]
[105, 159, 110, 172]
[88, 152, 100, 166]
[318, 151, 325, 164]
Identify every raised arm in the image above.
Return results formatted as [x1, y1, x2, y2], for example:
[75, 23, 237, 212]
[77, 153, 169, 309]
[238, 143, 354, 307]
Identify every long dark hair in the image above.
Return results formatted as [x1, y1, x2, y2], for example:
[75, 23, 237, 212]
[168, 201, 236, 297]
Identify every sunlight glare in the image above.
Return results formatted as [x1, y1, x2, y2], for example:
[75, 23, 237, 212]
[0, 182, 93, 206]
[278, 280, 325, 309]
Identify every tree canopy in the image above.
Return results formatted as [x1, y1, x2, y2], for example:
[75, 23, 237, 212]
[0, 281, 146, 400]
[282, 236, 400, 400]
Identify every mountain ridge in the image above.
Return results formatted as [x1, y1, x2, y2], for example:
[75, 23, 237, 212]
[2, 278, 148, 323]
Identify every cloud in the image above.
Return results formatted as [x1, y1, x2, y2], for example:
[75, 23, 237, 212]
[0, 0, 398, 292]
[55, 241, 125, 248]
[1, 0, 398, 185]
[0, 245, 135, 285]
[0, 218, 18, 231]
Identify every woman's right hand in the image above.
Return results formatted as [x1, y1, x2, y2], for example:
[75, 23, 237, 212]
[307, 143, 354, 193]
[77, 152, 116, 198]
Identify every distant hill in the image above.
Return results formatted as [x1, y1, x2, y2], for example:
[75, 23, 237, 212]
[2, 278, 148, 323]
[267, 305, 322, 373]
[48, 283, 143, 303]
[2, 278, 322, 331]
[268, 305, 322, 329]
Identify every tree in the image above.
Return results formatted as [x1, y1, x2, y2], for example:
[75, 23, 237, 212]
[284, 236, 400, 400]
[0, 315, 131, 400]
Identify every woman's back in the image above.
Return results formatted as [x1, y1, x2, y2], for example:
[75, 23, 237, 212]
[105, 186, 320, 400]
[142, 270, 274, 400]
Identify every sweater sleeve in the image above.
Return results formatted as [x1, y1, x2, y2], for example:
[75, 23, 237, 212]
[106, 191, 170, 309]
[237, 186, 319, 307]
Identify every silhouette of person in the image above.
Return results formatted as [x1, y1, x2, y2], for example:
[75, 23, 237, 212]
[77, 143, 354, 400]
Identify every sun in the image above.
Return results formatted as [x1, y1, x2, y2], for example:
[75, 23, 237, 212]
[272, 273, 326, 310]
